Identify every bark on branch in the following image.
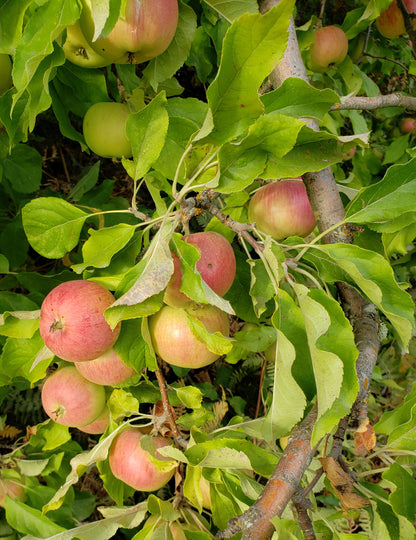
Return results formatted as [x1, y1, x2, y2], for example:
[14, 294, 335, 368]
[331, 93, 416, 111]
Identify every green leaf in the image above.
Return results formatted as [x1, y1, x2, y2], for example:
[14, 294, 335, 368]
[143, 1, 197, 91]
[174, 386, 204, 409]
[68, 161, 101, 202]
[114, 319, 147, 374]
[317, 244, 415, 350]
[3, 144, 42, 193]
[293, 284, 359, 444]
[202, 0, 295, 143]
[123, 92, 169, 181]
[0, 1, 32, 54]
[186, 310, 233, 356]
[383, 463, 416, 522]
[346, 158, 416, 227]
[263, 328, 307, 441]
[217, 112, 304, 193]
[248, 258, 275, 318]
[374, 382, 416, 451]
[261, 78, 340, 121]
[0, 309, 39, 339]
[72, 224, 136, 274]
[22, 198, 89, 259]
[202, 0, 259, 22]
[4, 498, 65, 537]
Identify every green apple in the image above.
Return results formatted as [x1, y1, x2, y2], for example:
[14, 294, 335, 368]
[79, 0, 179, 64]
[63, 21, 113, 68]
[83, 102, 132, 158]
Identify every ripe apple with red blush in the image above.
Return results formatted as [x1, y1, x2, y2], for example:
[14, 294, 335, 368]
[376, 0, 416, 38]
[308, 26, 348, 72]
[149, 305, 229, 369]
[80, 0, 178, 64]
[41, 365, 107, 427]
[75, 348, 136, 386]
[400, 117, 416, 133]
[0, 473, 25, 508]
[248, 180, 316, 241]
[39, 280, 120, 362]
[164, 231, 236, 308]
[108, 427, 176, 491]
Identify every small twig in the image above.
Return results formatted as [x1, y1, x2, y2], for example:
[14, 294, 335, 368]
[331, 93, 416, 111]
[154, 368, 188, 449]
[292, 487, 316, 540]
[303, 467, 324, 498]
[360, 52, 409, 71]
[318, 0, 327, 26]
[58, 145, 71, 185]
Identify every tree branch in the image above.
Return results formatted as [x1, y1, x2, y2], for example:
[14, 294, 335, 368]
[331, 93, 416, 111]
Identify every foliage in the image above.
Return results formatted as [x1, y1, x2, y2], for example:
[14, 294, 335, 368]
[0, 0, 415, 538]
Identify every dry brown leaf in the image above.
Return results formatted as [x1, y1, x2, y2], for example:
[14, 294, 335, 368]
[0, 425, 21, 439]
[320, 456, 370, 512]
[354, 417, 377, 456]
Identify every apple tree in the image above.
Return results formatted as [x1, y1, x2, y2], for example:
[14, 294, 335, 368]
[0, 0, 416, 538]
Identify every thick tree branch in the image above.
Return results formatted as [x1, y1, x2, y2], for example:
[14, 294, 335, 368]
[331, 93, 416, 111]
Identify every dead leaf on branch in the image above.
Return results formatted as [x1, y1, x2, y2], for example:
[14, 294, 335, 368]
[354, 417, 377, 456]
[319, 456, 370, 512]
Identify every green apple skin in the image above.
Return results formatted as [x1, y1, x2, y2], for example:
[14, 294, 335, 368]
[0, 54, 12, 95]
[83, 102, 132, 158]
[376, 0, 416, 38]
[149, 305, 230, 369]
[80, 0, 179, 64]
[308, 26, 348, 73]
[63, 21, 113, 68]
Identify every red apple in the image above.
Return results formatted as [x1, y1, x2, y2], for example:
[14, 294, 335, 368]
[80, 0, 179, 64]
[79, 406, 110, 434]
[83, 102, 132, 159]
[309, 26, 348, 73]
[75, 348, 136, 386]
[376, 0, 416, 38]
[0, 474, 25, 508]
[400, 117, 416, 133]
[108, 427, 176, 491]
[39, 280, 120, 362]
[164, 231, 236, 308]
[149, 305, 229, 369]
[248, 180, 316, 240]
[41, 366, 107, 427]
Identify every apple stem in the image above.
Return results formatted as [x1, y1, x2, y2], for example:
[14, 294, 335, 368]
[154, 368, 188, 449]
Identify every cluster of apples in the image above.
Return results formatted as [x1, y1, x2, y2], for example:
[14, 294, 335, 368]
[63, 0, 178, 69]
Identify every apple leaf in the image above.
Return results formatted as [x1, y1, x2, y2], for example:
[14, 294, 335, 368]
[217, 112, 304, 193]
[202, 0, 295, 144]
[186, 311, 233, 356]
[0, 309, 40, 339]
[383, 463, 416, 522]
[202, 0, 258, 23]
[143, 1, 197, 91]
[346, 157, 416, 227]
[22, 197, 89, 259]
[248, 258, 276, 318]
[4, 498, 66, 537]
[261, 78, 340, 121]
[71, 224, 137, 274]
[311, 244, 415, 350]
[293, 284, 359, 445]
[123, 91, 169, 181]
[114, 319, 147, 374]
[262, 327, 307, 441]
[0, 1, 32, 54]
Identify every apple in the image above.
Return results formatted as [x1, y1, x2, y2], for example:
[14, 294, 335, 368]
[63, 21, 113, 68]
[308, 26, 348, 73]
[149, 305, 230, 369]
[79, 0, 179, 64]
[0, 473, 25, 508]
[343, 145, 357, 160]
[83, 102, 132, 159]
[376, 0, 416, 38]
[108, 427, 176, 491]
[39, 280, 120, 362]
[164, 231, 236, 308]
[75, 348, 136, 386]
[248, 180, 316, 240]
[79, 406, 110, 434]
[41, 365, 107, 427]
[0, 54, 12, 95]
[400, 117, 416, 133]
